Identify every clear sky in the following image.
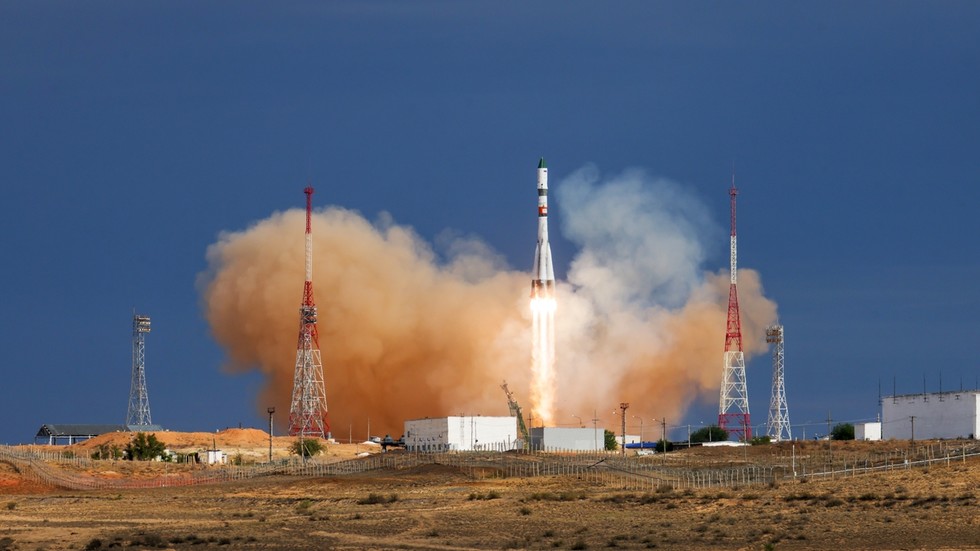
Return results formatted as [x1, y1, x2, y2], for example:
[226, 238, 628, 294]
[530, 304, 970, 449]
[2, 2, 978, 444]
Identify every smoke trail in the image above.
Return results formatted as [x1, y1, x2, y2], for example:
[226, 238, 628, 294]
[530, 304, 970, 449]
[199, 167, 777, 436]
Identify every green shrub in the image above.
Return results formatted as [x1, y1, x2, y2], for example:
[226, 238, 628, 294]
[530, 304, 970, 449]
[125, 433, 166, 461]
[604, 430, 618, 451]
[290, 438, 324, 457]
[831, 423, 855, 440]
[690, 426, 728, 443]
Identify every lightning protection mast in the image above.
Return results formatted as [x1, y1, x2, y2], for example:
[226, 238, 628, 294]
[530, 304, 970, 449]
[718, 174, 751, 440]
[127, 313, 153, 426]
[288, 186, 330, 439]
[766, 324, 792, 441]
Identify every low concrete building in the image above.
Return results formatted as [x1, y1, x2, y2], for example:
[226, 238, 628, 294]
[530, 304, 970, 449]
[404, 416, 518, 452]
[530, 427, 606, 451]
[882, 391, 979, 440]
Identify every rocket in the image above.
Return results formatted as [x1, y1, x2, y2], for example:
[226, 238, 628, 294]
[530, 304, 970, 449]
[531, 158, 556, 298]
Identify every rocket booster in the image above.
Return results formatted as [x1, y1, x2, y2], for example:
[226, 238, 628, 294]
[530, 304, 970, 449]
[531, 158, 555, 298]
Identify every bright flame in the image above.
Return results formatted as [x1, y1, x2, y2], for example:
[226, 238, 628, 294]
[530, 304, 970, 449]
[530, 296, 556, 426]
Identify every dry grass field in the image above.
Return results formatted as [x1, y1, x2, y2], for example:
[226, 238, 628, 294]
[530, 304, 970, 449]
[1, 434, 978, 550]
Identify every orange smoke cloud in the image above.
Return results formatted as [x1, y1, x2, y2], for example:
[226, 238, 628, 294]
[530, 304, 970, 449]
[201, 208, 530, 437]
[200, 167, 778, 437]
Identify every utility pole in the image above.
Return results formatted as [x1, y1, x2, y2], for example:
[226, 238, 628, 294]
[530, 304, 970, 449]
[826, 411, 833, 470]
[619, 403, 629, 456]
[592, 409, 600, 452]
[910, 416, 916, 449]
[267, 407, 275, 463]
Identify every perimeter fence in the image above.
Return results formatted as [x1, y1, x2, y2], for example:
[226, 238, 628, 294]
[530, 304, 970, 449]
[2, 440, 978, 493]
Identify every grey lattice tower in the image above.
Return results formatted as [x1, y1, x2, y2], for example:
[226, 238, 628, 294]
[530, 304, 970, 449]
[765, 324, 791, 441]
[127, 314, 153, 426]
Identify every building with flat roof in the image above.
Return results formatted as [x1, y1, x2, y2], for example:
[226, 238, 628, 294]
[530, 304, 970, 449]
[881, 391, 979, 440]
[530, 427, 608, 451]
[404, 416, 518, 452]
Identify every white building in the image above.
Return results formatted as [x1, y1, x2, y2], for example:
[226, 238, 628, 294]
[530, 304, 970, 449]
[404, 416, 518, 452]
[854, 422, 882, 441]
[530, 427, 607, 451]
[882, 392, 979, 440]
[201, 449, 227, 465]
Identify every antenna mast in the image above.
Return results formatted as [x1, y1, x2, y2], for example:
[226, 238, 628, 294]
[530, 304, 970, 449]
[718, 173, 751, 440]
[288, 186, 330, 439]
[127, 313, 153, 426]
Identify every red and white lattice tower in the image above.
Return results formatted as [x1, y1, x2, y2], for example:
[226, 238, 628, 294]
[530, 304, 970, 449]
[288, 186, 330, 438]
[718, 174, 751, 440]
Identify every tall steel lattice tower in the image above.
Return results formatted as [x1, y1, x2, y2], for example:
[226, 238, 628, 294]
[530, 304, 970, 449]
[127, 314, 153, 426]
[765, 324, 791, 441]
[288, 186, 330, 439]
[718, 175, 751, 440]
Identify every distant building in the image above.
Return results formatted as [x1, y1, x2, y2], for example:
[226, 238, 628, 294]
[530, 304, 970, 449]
[530, 427, 607, 451]
[404, 416, 518, 452]
[201, 449, 227, 465]
[617, 434, 641, 447]
[854, 422, 882, 441]
[35, 424, 164, 445]
[882, 391, 979, 440]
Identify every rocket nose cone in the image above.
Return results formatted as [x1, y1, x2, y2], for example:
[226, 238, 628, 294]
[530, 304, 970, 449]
[538, 158, 546, 169]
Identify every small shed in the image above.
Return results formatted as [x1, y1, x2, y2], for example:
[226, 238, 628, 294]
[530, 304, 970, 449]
[201, 449, 227, 465]
[855, 422, 882, 441]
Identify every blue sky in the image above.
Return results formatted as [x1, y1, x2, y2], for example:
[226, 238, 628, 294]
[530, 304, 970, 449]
[1, 2, 978, 444]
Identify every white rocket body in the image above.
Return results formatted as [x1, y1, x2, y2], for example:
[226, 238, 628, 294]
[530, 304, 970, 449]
[531, 158, 555, 298]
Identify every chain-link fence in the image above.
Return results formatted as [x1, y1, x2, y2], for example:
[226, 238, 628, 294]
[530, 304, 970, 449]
[2, 441, 977, 492]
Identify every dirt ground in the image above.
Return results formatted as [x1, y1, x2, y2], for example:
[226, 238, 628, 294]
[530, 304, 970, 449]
[1, 437, 978, 550]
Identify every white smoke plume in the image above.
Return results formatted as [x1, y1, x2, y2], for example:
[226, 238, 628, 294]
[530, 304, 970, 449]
[553, 166, 776, 420]
[199, 166, 777, 436]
